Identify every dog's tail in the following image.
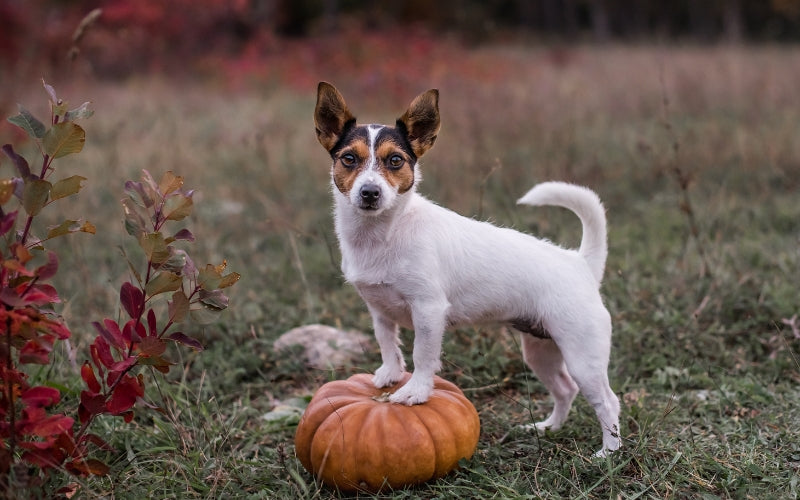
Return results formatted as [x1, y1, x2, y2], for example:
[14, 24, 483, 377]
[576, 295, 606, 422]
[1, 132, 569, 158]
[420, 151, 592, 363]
[517, 182, 607, 283]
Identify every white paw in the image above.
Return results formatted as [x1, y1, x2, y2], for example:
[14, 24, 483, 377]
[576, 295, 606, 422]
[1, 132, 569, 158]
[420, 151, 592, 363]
[389, 377, 433, 406]
[373, 364, 404, 388]
[593, 445, 619, 458]
[521, 418, 562, 435]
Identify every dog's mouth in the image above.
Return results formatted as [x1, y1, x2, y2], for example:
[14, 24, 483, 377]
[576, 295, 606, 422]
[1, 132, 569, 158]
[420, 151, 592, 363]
[358, 201, 381, 211]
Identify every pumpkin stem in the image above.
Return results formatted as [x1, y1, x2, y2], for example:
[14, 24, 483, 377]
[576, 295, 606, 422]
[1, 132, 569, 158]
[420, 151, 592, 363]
[371, 392, 392, 403]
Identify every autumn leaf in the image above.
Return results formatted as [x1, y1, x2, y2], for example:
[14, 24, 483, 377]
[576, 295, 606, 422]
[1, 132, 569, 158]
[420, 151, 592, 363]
[145, 271, 182, 298]
[167, 332, 204, 351]
[23, 178, 51, 216]
[168, 290, 190, 323]
[8, 105, 46, 139]
[81, 361, 101, 393]
[158, 171, 183, 195]
[66, 458, 110, 476]
[163, 193, 193, 221]
[43, 122, 85, 158]
[120, 282, 145, 319]
[139, 336, 166, 357]
[50, 175, 87, 201]
[138, 233, 170, 264]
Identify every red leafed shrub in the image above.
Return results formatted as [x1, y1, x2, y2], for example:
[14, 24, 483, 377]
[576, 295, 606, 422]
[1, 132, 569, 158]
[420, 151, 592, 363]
[1, 81, 239, 494]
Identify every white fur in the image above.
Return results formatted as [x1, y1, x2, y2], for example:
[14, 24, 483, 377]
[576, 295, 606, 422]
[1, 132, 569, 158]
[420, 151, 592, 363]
[334, 171, 621, 456]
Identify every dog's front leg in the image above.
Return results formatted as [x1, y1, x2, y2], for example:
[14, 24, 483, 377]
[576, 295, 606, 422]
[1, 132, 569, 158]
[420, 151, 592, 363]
[389, 299, 448, 405]
[370, 308, 406, 388]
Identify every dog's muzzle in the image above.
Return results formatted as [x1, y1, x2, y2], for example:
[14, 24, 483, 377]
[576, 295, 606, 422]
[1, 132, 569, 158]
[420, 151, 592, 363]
[359, 183, 381, 210]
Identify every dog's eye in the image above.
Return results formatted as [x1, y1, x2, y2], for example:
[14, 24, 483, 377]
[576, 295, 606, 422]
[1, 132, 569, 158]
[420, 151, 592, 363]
[340, 153, 356, 167]
[388, 155, 404, 169]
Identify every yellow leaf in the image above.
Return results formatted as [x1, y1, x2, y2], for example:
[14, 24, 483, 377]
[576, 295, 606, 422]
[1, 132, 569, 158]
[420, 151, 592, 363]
[158, 171, 183, 196]
[43, 122, 85, 158]
[0, 179, 15, 205]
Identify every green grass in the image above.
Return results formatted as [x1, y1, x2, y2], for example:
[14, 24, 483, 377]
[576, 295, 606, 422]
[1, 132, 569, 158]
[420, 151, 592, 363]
[3, 44, 799, 498]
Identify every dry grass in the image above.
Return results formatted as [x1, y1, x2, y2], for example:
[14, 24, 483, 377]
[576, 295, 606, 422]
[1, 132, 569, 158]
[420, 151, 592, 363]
[2, 43, 799, 498]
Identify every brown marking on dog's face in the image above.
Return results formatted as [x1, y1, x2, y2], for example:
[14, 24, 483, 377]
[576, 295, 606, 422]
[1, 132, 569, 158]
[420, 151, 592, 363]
[331, 136, 370, 196]
[375, 137, 415, 194]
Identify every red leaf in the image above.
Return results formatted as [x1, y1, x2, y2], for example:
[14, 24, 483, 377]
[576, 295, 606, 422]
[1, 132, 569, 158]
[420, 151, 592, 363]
[18, 436, 57, 450]
[22, 448, 66, 469]
[106, 374, 143, 415]
[66, 458, 110, 476]
[0, 210, 17, 236]
[46, 319, 71, 340]
[110, 355, 138, 373]
[146, 308, 157, 337]
[122, 318, 145, 344]
[92, 320, 125, 351]
[19, 337, 54, 364]
[26, 414, 74, 437]
[81, 361, 101, 393]
[103, 318, 126, 351]
[120, 282, 145, 319]
[35, 251, 59, 281]
[78, 433, 115, 452]
[55, 431, 77, 456]
[19, 283, 61, 305]
[139, 336, 166, 357]
[167, 332, 204, 351]
[91, 336, 115, 369]
[79, 391, 107, 423]
[21, 386, 60, 407]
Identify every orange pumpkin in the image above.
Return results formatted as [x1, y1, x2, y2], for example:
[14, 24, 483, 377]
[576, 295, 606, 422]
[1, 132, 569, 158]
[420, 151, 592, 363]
[294, 372, 480, 493]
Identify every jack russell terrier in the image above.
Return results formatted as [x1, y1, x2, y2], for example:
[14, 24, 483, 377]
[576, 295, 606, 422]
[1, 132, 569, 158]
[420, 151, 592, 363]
[313, 82, 621, 456]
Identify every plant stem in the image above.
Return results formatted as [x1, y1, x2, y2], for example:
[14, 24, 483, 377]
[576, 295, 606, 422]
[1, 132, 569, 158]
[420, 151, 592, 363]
[4, 315, 16, 457]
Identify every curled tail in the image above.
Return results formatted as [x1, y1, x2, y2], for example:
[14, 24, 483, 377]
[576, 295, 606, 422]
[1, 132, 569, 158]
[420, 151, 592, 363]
[517, 181, 608, 283]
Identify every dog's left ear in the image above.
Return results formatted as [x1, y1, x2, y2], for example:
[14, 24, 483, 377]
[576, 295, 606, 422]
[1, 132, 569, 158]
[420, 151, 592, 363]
[397, 89, 440, 158]
[315, 82, 356, 152]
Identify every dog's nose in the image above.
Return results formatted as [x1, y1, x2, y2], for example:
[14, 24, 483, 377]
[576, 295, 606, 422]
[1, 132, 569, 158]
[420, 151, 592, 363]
[360, 184, 381, 203]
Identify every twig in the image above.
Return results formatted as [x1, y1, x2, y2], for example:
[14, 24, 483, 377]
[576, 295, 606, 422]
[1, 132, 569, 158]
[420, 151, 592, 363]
[657, 67, 714, 279]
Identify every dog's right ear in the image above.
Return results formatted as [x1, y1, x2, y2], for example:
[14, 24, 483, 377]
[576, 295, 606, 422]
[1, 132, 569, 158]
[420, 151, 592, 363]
[314, 82, 355, 152]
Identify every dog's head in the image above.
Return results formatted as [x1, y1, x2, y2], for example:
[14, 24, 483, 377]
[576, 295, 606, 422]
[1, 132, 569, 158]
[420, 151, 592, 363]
[314, 82, 440, 215]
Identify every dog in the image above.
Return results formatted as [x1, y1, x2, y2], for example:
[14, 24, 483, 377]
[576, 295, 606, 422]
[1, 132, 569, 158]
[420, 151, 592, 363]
[313, 82, 621, 456]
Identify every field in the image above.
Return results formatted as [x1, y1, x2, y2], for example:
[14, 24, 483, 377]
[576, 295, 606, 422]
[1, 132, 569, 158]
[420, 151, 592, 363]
[3, 43, 800, 498]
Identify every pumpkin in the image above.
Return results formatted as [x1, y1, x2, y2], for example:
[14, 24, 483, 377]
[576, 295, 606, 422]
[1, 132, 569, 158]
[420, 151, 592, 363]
[294, 372, 480, 493]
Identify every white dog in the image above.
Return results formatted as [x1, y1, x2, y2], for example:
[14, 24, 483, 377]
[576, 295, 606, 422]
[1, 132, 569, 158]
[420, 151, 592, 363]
[314, 82, 621, 456]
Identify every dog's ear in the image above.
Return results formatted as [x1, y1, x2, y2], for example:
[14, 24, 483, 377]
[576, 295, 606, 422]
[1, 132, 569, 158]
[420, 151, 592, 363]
[397, 89, 440, 158]
[315, 82, 355, 152]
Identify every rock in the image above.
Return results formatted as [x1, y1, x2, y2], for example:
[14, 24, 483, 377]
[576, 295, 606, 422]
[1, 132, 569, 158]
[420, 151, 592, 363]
[273, 324, 372, 369]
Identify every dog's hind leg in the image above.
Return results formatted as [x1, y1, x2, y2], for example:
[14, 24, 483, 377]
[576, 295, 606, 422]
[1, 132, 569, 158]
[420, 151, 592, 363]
[520, 334, 580, 433]
[552, 314, 622, 456]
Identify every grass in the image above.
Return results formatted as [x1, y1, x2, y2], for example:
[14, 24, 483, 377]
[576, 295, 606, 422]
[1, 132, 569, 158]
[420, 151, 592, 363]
[2, 43, 799, 498]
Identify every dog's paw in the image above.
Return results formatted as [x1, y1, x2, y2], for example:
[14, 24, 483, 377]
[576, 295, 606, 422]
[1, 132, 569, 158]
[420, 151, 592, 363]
[373, 364, 404, 388]
[593, 445, 620, 459]
[521, 417, 563, 435]
[389, 377, 433, 406]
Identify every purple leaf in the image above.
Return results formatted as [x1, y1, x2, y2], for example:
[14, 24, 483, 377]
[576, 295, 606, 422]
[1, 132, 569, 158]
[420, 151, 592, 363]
[167, 332, 204, 351]
[92, 320, 124, 352]
[0, 211, 18, 236]
[172, 228, 195, 241]
[120, 282, 145, 319]
[2, 144, 32, 179]
[147, 308, 157, 337]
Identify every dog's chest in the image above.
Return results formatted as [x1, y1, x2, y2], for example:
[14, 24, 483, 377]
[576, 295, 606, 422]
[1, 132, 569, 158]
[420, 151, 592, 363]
[355, 282, 413, 328]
